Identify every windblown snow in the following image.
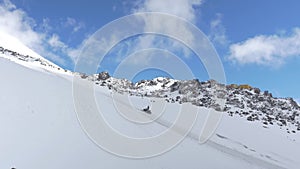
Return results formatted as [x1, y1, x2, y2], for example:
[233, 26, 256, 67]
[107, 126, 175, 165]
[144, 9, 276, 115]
[0, 36, 300, 169]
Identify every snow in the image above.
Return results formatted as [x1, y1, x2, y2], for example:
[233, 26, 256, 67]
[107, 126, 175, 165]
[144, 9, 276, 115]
[213, 114, 300, 168]
[0, 58, 298, 169]
[0, 31, 72, 76]
[0, 42, 299, 168]
[0, 31, 43, 60]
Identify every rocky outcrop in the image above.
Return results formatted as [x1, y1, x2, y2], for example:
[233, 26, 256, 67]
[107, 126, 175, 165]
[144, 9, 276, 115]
[84, 73, 300, 134]
[97, 72, 110, 80]
[5, 44, 298, 134]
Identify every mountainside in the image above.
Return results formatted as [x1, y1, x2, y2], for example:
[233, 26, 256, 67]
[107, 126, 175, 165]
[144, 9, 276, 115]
[79, 70, 300, 135]
[1, 43, 300, 169]
[0, 46, 68, 73]
[0, 31, 71, 75]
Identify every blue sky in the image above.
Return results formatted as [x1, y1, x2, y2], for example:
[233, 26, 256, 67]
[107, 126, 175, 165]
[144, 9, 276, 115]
[0, 0, 300, 101]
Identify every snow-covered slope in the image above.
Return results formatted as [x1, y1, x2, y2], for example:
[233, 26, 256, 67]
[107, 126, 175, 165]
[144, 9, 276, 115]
[0, 42, 300, 169]
[0, 31, 72, 75]
[0, 31, 43, 60]
[86, 72, 300, 135]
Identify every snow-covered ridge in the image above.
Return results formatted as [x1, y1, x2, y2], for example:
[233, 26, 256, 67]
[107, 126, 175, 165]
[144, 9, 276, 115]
[79, 71, 300, 134]
[1, 46, 300, 134]
[0, 46, 71, 75]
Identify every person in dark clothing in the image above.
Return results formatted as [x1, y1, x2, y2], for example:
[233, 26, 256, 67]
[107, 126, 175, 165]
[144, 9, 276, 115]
[143, 106, 151, 114]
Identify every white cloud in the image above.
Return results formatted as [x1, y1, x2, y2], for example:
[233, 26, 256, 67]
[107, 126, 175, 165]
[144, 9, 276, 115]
[2, 0, 15, 10]
[64, 17, 85, 33]
[65, 0, 204, 70]
[209, 13, 228, 46]
[116, 0, 203, 65]
[40, 18, 52, 33]
[48, 34, 67, 50]
[134, 0, 202, 22]
[47, 33, 81, 62]
[133, 0, 202, 37]
[0, 0, 81, 66]
[228, 28, 300, 66]
[0, 0, 43, 51]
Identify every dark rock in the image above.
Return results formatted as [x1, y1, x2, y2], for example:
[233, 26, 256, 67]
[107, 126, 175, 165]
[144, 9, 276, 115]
[242, 111, 249, 115]
[253, 88, 260, 94]
[223, 106, 231, 111]
[289, 98, 300, 109]
[280, 119, 287, 126]
[258, 97, 264, 101]
[247, 116, 254, 121]
[263, 90, 272, 97]
[149, 80, 157, 86]
[98, 71, 110, 80]
[80, 73, 88, 79]
[170, 82, 179, 92]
